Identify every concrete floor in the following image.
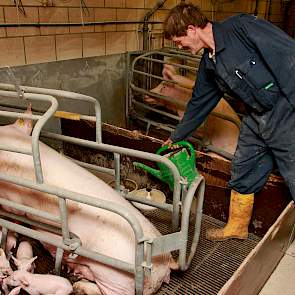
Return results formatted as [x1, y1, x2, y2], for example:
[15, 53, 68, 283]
[259, 239, 295, 295]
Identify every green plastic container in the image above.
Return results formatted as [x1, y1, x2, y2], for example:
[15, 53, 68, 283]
[133, 141, 198, 190]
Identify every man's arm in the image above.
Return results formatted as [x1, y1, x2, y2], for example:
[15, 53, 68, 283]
[170, 57, 223, 143]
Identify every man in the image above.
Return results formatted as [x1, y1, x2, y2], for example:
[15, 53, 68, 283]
[163, 3, 295, 241]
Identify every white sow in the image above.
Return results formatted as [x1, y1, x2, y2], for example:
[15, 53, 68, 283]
[0, 118, 172, 295]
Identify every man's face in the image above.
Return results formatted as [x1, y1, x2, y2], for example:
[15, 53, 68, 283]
[172, 25, 204, 55]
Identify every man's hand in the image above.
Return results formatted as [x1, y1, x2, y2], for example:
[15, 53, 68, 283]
[162, 138, 173, 147]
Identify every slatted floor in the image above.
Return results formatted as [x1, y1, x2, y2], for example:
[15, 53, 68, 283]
[11, 211, 260, 295]
[142, 210, 261, 295]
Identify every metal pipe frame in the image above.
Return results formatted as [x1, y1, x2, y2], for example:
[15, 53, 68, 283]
[0, 172, 146, 294]
[129, 49, 201, 109]
[0, 90, 58, 183]
[0, 83, 102, 143]
[178, 175, 205, 270]
[145, 175, 205, 271]
[40, 130, 182, 231]
[0, 83, 204, 294]
[128, 48, 240, 159]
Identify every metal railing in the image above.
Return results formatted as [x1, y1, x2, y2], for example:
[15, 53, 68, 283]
[127, 47, 241, 160]
[0, 83, 205, 294]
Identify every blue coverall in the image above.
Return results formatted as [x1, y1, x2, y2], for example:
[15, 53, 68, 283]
[170, 14, 295, 200]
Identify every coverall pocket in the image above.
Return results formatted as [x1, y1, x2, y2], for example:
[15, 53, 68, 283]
[251, 88, 278, 110]
[233, 57, 279, 111]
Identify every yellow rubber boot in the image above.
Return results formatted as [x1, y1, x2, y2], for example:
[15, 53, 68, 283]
[206, 190, 254, 241]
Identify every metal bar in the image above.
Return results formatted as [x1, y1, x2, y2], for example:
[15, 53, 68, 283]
[151, 232, 183, 256]
[0, 83, 102, 143]
[130, 114, 175, 132]
[135, 242, 145, 295]
[125, 194, 173, 211]
[126, 52, 132, 119]
[40, 132, 180, 187]
[114, 153, 121, 192]
[58, 198, 70, 240]
[66, 157, 115, 176]
[55, 247, 64, 275]
[139, 57, 197, 71]
[132, 69, 179, 85]
[131, 50, 201, 66]
[0, 218, 135, 273]
[178, 175, 205, 270]
[130, 83, 186, 109]
[132, 100, 181, 121]
[0, 103, 96, 123]
[163, 47, 203, 60]
[0, 209, 78, 240]
[0, 144, 32, 155]
[144, 241, 152, 276]
[0, 89, 59, 184]
[0, 227, 8, 250]
[0, 218, 70, 249]
[0, 110, 41, 120]
[0, 198, 60, 223]
[30, 96, 58, 184]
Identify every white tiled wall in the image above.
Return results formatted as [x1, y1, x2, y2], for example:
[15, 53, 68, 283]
[0, 0, 281, 66]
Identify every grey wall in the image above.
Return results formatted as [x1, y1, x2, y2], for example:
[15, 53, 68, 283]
[0, 53, 127, 130]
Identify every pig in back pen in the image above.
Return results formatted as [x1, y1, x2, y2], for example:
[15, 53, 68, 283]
[127, 47, 241, 160]
[0, 81, 205, 294]
[0, 47, 294, 295]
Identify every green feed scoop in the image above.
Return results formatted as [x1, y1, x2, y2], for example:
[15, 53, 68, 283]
[133, 141, 198, 190]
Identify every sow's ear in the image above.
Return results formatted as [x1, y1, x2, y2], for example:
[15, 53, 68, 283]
[13, 102, 33, 135]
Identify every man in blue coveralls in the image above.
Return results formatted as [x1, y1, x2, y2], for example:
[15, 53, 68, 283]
[163, 3, 295, 241]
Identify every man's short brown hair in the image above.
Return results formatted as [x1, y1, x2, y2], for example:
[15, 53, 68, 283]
[163, 3, 209, 40]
